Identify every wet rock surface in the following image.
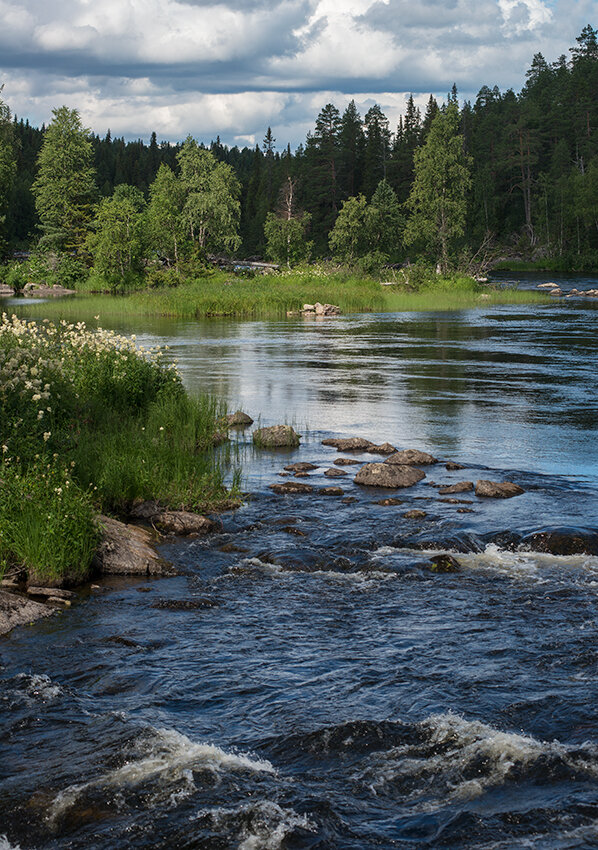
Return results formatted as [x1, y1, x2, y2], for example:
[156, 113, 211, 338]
[284, 462, 318, 472]
[438, 481, 474, 495]
[269, 481, 314, 495]
[153, 512, 222, 536]
[0, 590, 53, 636]
[253, 425, 301, 448]
[385, 449, 438, 466]
[355, 463, 426, 489]
[520, 527, 598, 555]
[475, 480, 525, 498]
[93, 515, 168, 576]
[427, 554, 461, 573]
[322, 437, 375, 451]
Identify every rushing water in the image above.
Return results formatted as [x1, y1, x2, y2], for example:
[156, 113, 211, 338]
[2, 274, 598, 849]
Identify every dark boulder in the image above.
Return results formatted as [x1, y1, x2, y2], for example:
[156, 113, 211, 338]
[269, 481, 314, 495]
[427, 554, 461, 573]
[324, 467, 348, 477]
[404, 509, 427, 519]
[520, 527, 598, 556]
[284, 462, 318, 472]
[322, 437, 375, 451]
[226, 410, 254, 426]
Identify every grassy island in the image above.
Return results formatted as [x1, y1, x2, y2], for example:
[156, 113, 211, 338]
[0, 314, 238, 585]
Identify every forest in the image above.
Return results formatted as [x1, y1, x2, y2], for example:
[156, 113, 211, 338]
[2, 25, 598, 284]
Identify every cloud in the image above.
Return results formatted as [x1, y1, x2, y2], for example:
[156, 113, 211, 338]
[0, 0, 594, 146]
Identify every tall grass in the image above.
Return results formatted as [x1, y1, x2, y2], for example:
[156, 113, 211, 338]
[16, 269, 549, 323]
[0, 314, 238, 584]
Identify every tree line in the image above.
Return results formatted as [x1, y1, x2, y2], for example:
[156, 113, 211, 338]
[2, 26, 598, 279]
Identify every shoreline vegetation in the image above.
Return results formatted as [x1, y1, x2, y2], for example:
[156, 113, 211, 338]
[0, 314, 240, 600]
[9, 268, 550, 322]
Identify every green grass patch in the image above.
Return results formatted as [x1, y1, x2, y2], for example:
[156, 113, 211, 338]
[0, 314, 239, 584]
[16, 268, 548, 323]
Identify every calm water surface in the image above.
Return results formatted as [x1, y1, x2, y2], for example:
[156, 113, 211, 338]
[2, 274, 598, 849]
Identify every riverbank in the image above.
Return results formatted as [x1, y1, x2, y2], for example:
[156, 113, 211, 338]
[0, 315, 240, 604]
[7, 269, 549, 322]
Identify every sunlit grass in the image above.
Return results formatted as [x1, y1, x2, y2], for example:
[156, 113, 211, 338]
[15, 270, 550, 322]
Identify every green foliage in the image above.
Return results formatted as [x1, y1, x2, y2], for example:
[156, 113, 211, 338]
[2, 262, 27, 292]
[264, 211, 312, 267]
[405, 102, 472, 271]
[177, 138, 241, 253]
[329, 194, 370, 262]
[32, 106, 97, 252]
[86, 184, 146, 289]
[0, 87, 16, 252]
[368, 179, 403, 258]
[0, 314, 235, 579]
[147, 164, 186, 271]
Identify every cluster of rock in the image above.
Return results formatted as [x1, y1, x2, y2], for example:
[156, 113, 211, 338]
[300, 302, 341, 316]
[537, 281, 598, 298]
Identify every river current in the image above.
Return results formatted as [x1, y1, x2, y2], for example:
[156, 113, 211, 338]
[2, 273, 598, 848]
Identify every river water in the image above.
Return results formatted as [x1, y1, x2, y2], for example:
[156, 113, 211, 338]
[2, 274, 598, 849]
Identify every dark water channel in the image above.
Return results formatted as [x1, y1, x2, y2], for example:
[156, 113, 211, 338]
[2, 274, 598, 848]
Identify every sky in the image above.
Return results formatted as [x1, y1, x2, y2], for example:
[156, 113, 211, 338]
[0, 0, 595, 149]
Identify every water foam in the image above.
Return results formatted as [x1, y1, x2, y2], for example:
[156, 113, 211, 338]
[232, 557, 394, 584]
[49, 727, 275, 823]
[0, 837, 22, 850]
[357, 712, 598, 805]
[12, 673, 63, 702]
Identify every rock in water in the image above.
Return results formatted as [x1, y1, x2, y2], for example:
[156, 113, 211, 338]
[269, 481, 314, 494]
[438, 481, 473, 495]
[427, 554, 461, 573]
[324, 467, 348, 477]
[365, 442, 397, 455]
[385, 449, 438, 466]
[152, 512, 222, 535]
[354, 463, 426, 489]
[520, 527, 598, 555]
[253, 425, 301, 448]
[226, 410, 254, 426]
[93, 515, 167, 575]
[404, 509, 427, 519]
[445, 461, 465, 470]
[475, 480, 525, 498]
[284, 462, 318, 472]
[322, 437, 375, 451]
[0, 590, 54, 635]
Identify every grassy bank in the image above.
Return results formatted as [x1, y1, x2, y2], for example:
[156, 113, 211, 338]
[0, 315, 239, 584]
[15, 269, 549, 322]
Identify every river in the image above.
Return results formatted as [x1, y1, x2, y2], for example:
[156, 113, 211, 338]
[2, 273, 598, 849]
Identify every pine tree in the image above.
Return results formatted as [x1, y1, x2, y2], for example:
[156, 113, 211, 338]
[32, 106, 97, 252]
[363, 105, 391, 197]
[338, 100, 364, 198]
[405, 102, 472, 272]
[0, 87, 16, 252]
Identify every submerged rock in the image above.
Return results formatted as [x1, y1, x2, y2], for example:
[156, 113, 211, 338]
[269, 481, 314, 495]
[385, 449, 438, 466]
[475, 480, 525, 498]
[253, 425, 301, 448]
[404, 509, 427, 519]
[438, 481, 473, 495]
[151, 597, 220, 610]
[355, 463, 426, 489]
[320, 487, 345, 496]
[334, 457, 362, 466]
[322, 437, 375, 451]
[445, 461, 465, 470]
[427, 554, 461, 573]
[520, 527, 598, 555]
[374, 497, 403, 506]
[93, 515, 168, 576]
[0, 590, 53, 636]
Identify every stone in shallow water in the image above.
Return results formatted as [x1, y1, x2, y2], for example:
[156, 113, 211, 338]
[374, 497, 403, 506]
[322, 437, 375, 451]
[403, 509, 427, 519]
[324, 467, 348, 477]
[253, 425, 301, 448]
[284, 462, 318, 472]
[365, 442, 397, 455]
[226, 410, 254, 426]
[0, 590, 53, 636]
[354, 463, 425, 489]
[438, 481, 473, 495]
[334, 457, 361, 466]
[427, 554, 461, 573]
[475, 480, 525, 498]
[385, 449, 438, 466]
[320, 487, 344, 496]
[269, 481, 314, 495]
[445, 461, 465, 470]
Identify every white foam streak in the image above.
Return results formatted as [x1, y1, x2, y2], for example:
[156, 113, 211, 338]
[49, 727, 275, 822]
[233, 557, 395, 584]
[0, 837, 22, 850]
[13, 673, 63, 702]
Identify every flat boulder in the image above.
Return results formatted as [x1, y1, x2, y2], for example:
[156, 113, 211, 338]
[153, 511, 222, 536]
[284, 462, 318, 472]
[324, 467, 347, 477]
[93, 515, 167, 576]
[385, 449, 438, 466]
[520, 527, 598, 555]
[354, 463, 425, 489]
[269, 481, 314, 495]
[333, 457, 361, 466]
[445, 461, 465, 470]
[253, 425, 301, 448]
[226, 410, 254, 426]
[322, 437, 375, 451]
[475, 480, 525, 498]
[0, 590, 53, 635]
[438, 481, 473, 495]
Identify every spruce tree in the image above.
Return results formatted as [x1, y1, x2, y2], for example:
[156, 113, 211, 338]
[32, 106, 97, 252]
[0, 87, 16, 252]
